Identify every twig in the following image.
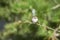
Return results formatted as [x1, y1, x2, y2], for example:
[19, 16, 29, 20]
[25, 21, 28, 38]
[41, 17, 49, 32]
[51, 4, 60, 10]
[51, 25, 60, 40]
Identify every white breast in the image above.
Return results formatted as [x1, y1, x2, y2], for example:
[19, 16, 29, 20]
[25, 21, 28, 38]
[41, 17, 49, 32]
[32, 17, 38, 23]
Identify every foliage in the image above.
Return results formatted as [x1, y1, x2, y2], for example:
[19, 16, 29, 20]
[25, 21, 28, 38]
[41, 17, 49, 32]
[0, 0, 60, 40]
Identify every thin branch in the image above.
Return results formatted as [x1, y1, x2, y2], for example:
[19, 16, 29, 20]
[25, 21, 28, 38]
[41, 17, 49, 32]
[51, 4, 60, 10]
[51, 25, 60, 40]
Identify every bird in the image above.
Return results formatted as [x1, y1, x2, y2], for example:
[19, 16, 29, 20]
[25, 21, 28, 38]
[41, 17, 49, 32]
[32, 16, 38, 24]
[31, 9, 38, 24]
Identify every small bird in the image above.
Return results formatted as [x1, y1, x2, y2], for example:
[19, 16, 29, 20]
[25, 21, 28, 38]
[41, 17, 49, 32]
[31, 9, 38, 24]
[32, 16, 38, 24]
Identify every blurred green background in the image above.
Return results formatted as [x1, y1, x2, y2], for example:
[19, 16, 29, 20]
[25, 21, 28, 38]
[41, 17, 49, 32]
[0, 0, 60, 40]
